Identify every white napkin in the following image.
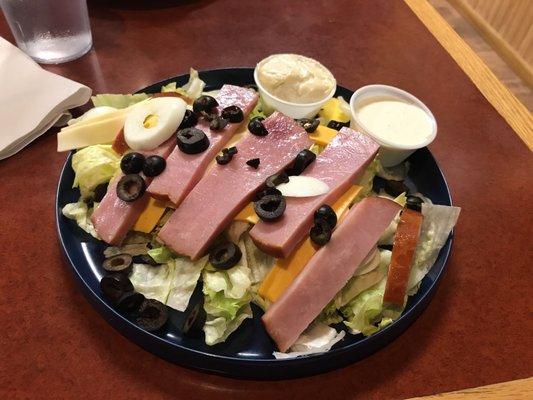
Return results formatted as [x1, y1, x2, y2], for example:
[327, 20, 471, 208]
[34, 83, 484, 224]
[0, 36, 92, 160]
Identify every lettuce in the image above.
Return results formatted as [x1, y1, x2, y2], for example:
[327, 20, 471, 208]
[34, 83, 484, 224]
[91, 93, 149, 109]
[202, 240, 253, 345]
[318, 249, 390, 325]
[407, 204, 460, 294]
[62, 201, 99, 239]
[71, 145, 120, 198]
[166, 256, 207, 312]
[161, 68, 205, 100]
[273, 323, 345, 359]
[147, 246, 174, 264]
[129, 262, 173, 303]
[243, 234, 274, 284]
[342, 279, 389, 336]
[130, 256, 207, 311]
[353, 159, 379, 201]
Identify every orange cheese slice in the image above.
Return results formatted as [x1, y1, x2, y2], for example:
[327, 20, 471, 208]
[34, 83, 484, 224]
[309, 125, 338, 147]
[259, 185, 363, 302]
[133, 197, 169, 233]
[234, 202, 259, 224]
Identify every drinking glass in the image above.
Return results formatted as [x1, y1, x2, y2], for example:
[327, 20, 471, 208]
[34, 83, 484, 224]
[0, 0, 92, 64]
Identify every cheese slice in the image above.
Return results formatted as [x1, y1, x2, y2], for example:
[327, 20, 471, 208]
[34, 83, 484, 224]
[234, 202, 259, 224]
[133, 197, 169, 233]
[309, 125, 338, 146]
[57, 101, 149, 151]
[57, 113, 127, 151]
[259, 185, 363, 302]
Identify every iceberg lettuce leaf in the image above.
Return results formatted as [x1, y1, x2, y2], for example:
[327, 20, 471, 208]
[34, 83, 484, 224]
[62, 201, 99, 239]
[166, 256, 207, 312]
[273, 323, 345, 359]
[91, 93, 149, 108]
[71, 145, 120, 198]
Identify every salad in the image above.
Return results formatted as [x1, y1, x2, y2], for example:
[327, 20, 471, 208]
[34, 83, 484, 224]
[60, 58, 460, 358]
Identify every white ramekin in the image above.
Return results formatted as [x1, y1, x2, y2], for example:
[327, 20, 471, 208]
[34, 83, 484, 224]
[349, 84, 437, 167]
[253, 63, 336, 119]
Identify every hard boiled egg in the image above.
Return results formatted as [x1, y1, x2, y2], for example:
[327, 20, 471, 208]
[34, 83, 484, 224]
[276, 176, 329, 197]
[124, 97, 186, 151]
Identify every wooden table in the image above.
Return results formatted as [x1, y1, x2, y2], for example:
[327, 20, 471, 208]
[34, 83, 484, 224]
[0, 1, 531, 399]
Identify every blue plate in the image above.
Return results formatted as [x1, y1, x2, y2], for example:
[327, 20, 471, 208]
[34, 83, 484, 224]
[56, 68, 453, 379]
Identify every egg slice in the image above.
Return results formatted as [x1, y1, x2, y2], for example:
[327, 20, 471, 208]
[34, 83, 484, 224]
[276, 176, 330, 197]
[124, 97, 186, 151]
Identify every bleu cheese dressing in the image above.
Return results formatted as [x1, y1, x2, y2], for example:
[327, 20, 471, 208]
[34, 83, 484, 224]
[355, 98, 433, 147]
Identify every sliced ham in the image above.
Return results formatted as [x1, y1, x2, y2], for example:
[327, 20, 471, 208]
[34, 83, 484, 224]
[262, 197, 401, 352]
[91, 138, 177, 245]
[147, 85, 258, 206]
[249, 127, 379, 258]
[158, 112, 312, 260]
[383, 208, 423, 308]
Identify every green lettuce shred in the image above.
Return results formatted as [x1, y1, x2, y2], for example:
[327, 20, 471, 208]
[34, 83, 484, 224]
[202, 240, 253, 345]
[62, 201, 99, 239]
[91, 93, 149, 109]
[147, 246, 174, 264]
[161, 68, 205, 100]
[71, 145, 120, 198]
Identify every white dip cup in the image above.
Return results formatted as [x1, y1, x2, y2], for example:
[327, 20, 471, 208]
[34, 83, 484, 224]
[349, 84, 437, 167]
[254, 60, 336, 119]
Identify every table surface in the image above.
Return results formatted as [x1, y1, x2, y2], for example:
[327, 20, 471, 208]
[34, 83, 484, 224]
[0, 1, 531, 399]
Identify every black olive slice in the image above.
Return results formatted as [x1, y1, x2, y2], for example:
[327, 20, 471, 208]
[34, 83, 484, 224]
[226, 146, 238, 156]
[132, 254, 160, 266]
[178, 109, 198, 129]
[177, 128, 210, 154]
[210, 116, 229, 131]
[102, 253, 133, 274]
[287, 149, 316, 176]
[327, 120, 350, 131]
[100, 273, 134, 303]
[254, 194, 286, 221]
[314, 204, 337, 229]
[406, 195, 423, 212]
[193, 95, 218, 114]
[383, 179, 409, 197]
[248, 117, 268, 136]
[297, 118, 320, 133]
[208, 242, 242, 270]
[93, 182, 109, 202]
[136, 299, 169, 332]
[116, 291, 145, 314]
[265, 172, 289, 188]
[310, 220, 332, 246]
[142, 155, 166, 177]
[246, 158, 260, 169]
[120, 152, 145, 174]
[116, 174, 146, 202]
[221, 105, 244, 123]
[254, 187, 282, 202]
[182, 301, 207, 337]
[216, 153, 232, 165]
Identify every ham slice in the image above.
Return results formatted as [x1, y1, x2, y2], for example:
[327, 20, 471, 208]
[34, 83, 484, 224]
[262, 197, 401, 352]
[383, 208, 423, 308]
[249, 127, 379, 258]
[158, 112, 312, 259]
[147, 85, 258, 206]
[91, 139, 176, 245]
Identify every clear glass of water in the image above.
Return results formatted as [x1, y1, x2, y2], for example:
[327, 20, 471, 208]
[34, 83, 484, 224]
[0, 0, 92, 64]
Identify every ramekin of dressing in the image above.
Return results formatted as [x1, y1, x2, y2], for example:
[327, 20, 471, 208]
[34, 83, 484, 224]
[254, 54, 336, 119]
[349, 85, 437, 167]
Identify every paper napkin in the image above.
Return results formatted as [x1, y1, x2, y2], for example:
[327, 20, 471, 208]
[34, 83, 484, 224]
[0, 36, 92, 160]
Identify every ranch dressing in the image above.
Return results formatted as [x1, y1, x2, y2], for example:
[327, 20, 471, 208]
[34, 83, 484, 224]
[355, 97, 433, 147]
